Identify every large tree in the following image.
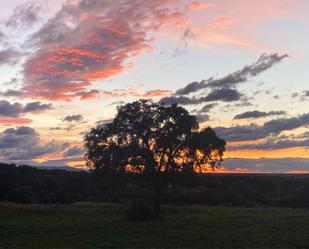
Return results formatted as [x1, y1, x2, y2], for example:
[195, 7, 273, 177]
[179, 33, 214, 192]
[85, 99, 225, 217]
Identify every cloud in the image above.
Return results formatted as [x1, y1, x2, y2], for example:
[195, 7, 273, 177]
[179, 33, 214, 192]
[0, 117, 32, 126]
[75, 90, 100, 100]
[5, 2, 42, 28]
[0, 126, 65, 160]
[173, 27, 195, 56]
[63, 146, 85, 157]
[196, 113, 209, 123]
[64, 114, 83, 122]
[186, 1, 215, 11]
[159, 96, 196, 105]
[101, 88, 172, 98]
[158, 53, 287, 118]
[0, 100, 23, 117]
[291, 90, 309, 101]
[23, 101, 53, 113]
[215, 113, 309, 142]
[50, 127, 62, 131]
[223, 158, 309, 173]
[230, 138, 309, 151]
[0, 100, 52, 118]
[18, 0, 187, 101]
[197, 103, 217, 113]
[203, 88, 242, 102]
[108, 101, 127, 106]
[234, 110, 286, 120]
[159, 88, 242, 105]
[0, 48, 22, 65]
[0, 31, 6, 43]
[302, 91, 309, 97]
[209, 16, 233, 29]
[0, 89, 23, 97]
[192, 103, 217, 123]
[175, 53, 288, 95]
[143, 89, 172, 97]
[300, 90, 309, 101]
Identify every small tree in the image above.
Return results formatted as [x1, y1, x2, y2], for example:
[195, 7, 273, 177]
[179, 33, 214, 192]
[85, 99, 225, 218]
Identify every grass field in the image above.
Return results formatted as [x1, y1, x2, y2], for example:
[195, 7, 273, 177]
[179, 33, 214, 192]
[0, 203, 309, 249]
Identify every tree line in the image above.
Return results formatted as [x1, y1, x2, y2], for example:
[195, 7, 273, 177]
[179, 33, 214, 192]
[1, 163, 309, 209]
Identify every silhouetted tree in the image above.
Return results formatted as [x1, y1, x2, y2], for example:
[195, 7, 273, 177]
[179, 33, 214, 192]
[84, 99, 226, 218]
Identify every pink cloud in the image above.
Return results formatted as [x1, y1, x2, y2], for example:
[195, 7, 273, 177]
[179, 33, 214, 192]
[186, 1, 215, 10]
[0, 116, 32, 126]
[210, 16, 233, 29]
[20, 0, 187, 101]
[143, 89, 172, 97]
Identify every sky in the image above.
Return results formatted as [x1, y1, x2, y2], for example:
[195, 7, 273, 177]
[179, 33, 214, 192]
[0, 0, 309, 173]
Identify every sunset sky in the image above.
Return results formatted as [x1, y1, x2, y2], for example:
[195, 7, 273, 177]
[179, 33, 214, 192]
[0, 0, 309, 173]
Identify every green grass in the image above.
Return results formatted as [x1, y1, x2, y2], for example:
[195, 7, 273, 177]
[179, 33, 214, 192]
[0, 203, 309, 249]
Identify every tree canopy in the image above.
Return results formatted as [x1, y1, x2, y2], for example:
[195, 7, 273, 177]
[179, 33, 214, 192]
[85, 99, 226, 217]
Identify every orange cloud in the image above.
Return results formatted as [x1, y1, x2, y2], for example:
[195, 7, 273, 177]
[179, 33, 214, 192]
[225, 147, 309, 159]
[0, 116, 32, 126]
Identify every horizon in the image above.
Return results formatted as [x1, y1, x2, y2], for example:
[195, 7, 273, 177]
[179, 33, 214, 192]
[0, 0, 309, 173]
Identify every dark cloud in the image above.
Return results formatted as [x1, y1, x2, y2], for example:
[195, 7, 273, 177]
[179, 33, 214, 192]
[300, 90, 309, 101]
[175, 53, 288, 95]
[198, 103, 217, 113]
[175, 80, 207, 96]
[229, 137, 309, 151]
[0, 100, 52, 118]
[234, 110, 286, 120]
[223, 158, 309, 173]
[63, 146, 85, 157]
[204, 88, 242, 102]
[0, 89, 23, 97]
[0, 126, 65, 160]
[159, 88, 242, 105]
[159, 53, 287, 113]
[0, 48, 22, 65]
[6, 2, 42, 28]
[95, 119, 114, 128]
[291, 90, 309, 101]
[292, 92, 298, 98]
[0, 100, 23, 117]
[159, 96, 193, 105]
[23, 101, 52, 113]
[196, 113, 209, 123]
[192, 104, 217, 123]
[64, 114, 83, 122]
[302, 91, 309, 97]
[215, 113, 309, 142]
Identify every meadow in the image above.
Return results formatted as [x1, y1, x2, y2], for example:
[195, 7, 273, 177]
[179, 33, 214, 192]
[1, 203, 309, 249]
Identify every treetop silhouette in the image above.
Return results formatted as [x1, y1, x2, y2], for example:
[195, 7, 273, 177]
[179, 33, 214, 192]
[85, 99, 226, 218]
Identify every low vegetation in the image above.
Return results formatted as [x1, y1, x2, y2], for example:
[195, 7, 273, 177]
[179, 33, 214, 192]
[1, 203, 309, 249]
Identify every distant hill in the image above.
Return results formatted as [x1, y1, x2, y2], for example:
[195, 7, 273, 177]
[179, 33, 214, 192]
[33, 165, 88, 172]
